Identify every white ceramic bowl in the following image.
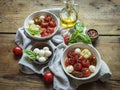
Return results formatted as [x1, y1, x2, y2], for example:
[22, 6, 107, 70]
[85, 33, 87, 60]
[61, 42, 101, 80]
[24, 11, 60, 41]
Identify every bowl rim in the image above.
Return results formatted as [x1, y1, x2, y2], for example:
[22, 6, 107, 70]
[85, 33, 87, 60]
[24, 10, 60, 40]
[61, 42, 101, 80]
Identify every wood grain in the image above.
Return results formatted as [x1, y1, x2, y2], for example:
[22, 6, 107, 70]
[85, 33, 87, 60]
[0, 0, 120, 90]
[0, 0, 120, 35]
[0, 34, 120, 90]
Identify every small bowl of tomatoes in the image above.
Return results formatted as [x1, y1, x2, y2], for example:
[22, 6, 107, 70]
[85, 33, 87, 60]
[61, 42, 101, 80]
[24, 11, 59, 41]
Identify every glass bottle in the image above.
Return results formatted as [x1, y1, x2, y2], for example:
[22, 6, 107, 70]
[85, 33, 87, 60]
[60, 0, 78, 28]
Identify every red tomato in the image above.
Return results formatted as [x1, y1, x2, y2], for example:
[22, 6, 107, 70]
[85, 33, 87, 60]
[43, 71, 54, 84]
[41, 22, 48, 28]
[65, 57, 76, 66]
[79, 56, 84, 61]
[49, 21, 56, 27]
[74, 63, 82, 71]
[12, 46, 22, 56]
[82, 68, 91, 77]
[64, 35, 70, 45]
[47, 27, 54, 34]
[44, 16, 52, 22]
[82, 59, 90, 68]
[41, 31, 48, 37]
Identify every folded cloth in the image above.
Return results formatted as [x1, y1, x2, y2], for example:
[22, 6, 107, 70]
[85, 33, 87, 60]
[15, 27, 112, 90]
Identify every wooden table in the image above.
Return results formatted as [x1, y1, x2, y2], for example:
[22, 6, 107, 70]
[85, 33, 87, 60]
[0, 0, 120, 90]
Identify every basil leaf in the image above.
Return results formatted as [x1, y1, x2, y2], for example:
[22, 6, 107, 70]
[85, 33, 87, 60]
[23, 49, 36, 60]
[74, 22, 84, 33]
[27, 28, 42, 35]
[68, 30, 91, 44]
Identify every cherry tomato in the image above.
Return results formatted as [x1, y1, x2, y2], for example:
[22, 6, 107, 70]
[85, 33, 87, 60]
[41, 22, 48, 28]
[74, 63, 82, 71]
[64, 35, 70, 45]
[43, 71, 54, 84]
[82, 59, 90, 68]
[12, 46, 22, 56]
[79, 56, 84, 61]
[82, 68, 91, 77]
[44, 16, 52, 22]
[49, 21, 56, 27]
[47, 27, 54, 34]
[65, 57, 76, 66]
[41, 31, 48, 37]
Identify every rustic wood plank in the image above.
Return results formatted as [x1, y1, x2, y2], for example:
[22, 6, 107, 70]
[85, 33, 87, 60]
[0, 34, 119, 90]
[0, 0, 120, 35]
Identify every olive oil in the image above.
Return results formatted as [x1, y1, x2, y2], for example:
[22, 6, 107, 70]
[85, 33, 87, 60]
[60, 0, 78, 28]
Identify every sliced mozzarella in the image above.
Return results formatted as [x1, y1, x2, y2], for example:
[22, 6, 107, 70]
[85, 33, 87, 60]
[66, 65, 74, 73]
[29, 20, 34, 24]
[80, 49, 91, 58]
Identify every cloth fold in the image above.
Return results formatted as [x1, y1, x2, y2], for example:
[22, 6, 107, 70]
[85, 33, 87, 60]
[15, 27, 112, 90]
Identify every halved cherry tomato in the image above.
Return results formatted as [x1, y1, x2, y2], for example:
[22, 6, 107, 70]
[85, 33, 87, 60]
[82, 59, 90, 68]
[49, 21, 56, 27]
[41, 22, 48, 28]
[74, 63, 82, 71]
[44, 16, 52, 22]
[82, 68, 91, 77]
[64, 35, 70, 45]
[41, 31, 48, 37]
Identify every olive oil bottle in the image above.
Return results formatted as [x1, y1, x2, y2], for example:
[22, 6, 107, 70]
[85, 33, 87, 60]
[60, 0, 78, 28]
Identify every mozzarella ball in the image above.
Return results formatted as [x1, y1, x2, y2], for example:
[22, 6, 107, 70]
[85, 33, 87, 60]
[43, 47, 49, 51]
[39, 50, 45, 56]
[38, 57, 46, 62]
[66, 65, 74, 73]
[36, 55, 40, 60]
[33, 48, 40, 54]
[75, 48, 81, 54]
[40, 16, 45, 21]
[44, 50, 52, 57]
[89, 65, 96, 73]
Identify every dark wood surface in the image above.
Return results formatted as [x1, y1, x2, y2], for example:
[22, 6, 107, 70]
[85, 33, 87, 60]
[0, 0, 120, 90]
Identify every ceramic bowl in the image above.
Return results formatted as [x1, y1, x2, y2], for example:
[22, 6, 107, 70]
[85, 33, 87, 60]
[31, 42, 53, 65]
[24, 11, 59, 41]
[61, 42, 101, 80]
